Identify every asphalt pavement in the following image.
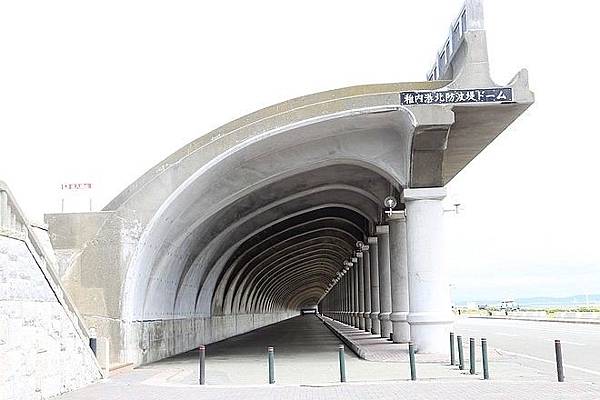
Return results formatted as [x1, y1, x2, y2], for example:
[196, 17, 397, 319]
[456, 317, 600, 382]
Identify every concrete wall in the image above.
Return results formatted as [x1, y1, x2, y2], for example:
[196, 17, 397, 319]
[45, 210, 299, 366]
[129, 311, 297, 365]
[0, 234, 101, 399]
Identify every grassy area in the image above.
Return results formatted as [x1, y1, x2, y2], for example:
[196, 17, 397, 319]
[543, 306, 600, 313]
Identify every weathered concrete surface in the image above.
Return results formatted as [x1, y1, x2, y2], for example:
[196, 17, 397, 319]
[0, 234, 101, 399]
[44, 0, 534, 368]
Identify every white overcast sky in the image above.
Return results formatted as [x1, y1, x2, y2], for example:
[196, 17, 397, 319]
[1, 1, 598, 302]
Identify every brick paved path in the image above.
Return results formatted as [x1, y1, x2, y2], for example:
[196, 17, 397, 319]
[54, 380, 600, 399]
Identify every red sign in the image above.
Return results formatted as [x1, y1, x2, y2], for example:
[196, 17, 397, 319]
[60, 183, 92, 190]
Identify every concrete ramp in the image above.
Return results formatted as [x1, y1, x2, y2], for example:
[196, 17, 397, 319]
[0, 181, 102, 399]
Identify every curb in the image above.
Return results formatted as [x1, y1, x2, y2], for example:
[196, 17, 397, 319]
[317, 315, 369, 360]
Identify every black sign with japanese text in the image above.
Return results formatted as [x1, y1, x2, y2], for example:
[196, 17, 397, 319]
[399, 88, 513, 106]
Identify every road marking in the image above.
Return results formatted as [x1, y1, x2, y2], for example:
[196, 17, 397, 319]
[499, 349, 600, 377]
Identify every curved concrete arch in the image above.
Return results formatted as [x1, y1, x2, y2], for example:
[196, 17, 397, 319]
[123, 123, 412, 322]
[126, 132, 402, 322]
[139, 181, 380, 319]
[171, 183, 378, 303]
[256, 265, 341, 312]
[222, 214, 366, 299]
[213, 215, 366, 312]
[217, 222, 364, 315]
[217, 236, 354, 315]
[44, 41, 533, 364]
[244, 249, 350, 313]
[170, 192, 378, 318]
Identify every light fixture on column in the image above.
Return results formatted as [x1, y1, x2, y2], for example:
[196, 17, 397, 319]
[443, 202, 463, 214]
[443, 193, 463, 214]
[355, 240, 364, 249]
[383, 196, 397, 216]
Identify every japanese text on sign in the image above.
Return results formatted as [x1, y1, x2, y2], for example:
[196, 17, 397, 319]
[399, 88, 513, 106]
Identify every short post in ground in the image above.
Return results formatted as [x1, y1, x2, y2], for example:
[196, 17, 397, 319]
[450, 332, 456, 365]
[555, 340, 564, 382]
[268, 346, 275, 384]
[198, 345, 206, 385]
[408, 342, 417, 381]
[481, 338, 489, 380]
[457, 335, 464, 370]
[89, 337, 97, 356]
[338, 344, 347, 382]
[469, 337, 476, 375]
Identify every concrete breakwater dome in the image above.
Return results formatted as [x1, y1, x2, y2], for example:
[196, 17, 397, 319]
[45, 0, 533, 367]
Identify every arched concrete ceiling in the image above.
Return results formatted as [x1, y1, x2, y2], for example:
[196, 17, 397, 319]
[110, 79, 532, 323]
[124, 111, 415, 321]
[139, 163, 387, 319]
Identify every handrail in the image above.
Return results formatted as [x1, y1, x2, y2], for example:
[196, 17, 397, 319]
[427, 0, 485, 81]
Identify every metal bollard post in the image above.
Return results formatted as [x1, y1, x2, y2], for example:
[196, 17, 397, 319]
[408, 342, 417, 381]
[338, 344, 347, 382]
[198, 345, 206, 385]
[469, 338, 476, 374]
[457, 335, 464, 370]
[89, 337, 97, 356]
[450, 332, 456, 366]
[481, 338, 489, 380]
[555, 340, 564, 382]
[390, 332, 394, 342]
[268, 346, 275, 384]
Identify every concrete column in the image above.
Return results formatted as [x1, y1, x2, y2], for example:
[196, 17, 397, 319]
[368, 236, 380, 334]
[376, 225, 392, 338]
[331, 283, 336, 319]
[388, 211, 410, 343]
[357, 252, 365, 330]
[403, 187, 453, 353]
[344, 270, 350, 325]
[337, 280, 342, 321]
[349, 263, 356, 326]
[341, 275, 346, 322]
[363, 246, 372, 332]
[352, 257, 360, 328]
[348, 267, 354, 325]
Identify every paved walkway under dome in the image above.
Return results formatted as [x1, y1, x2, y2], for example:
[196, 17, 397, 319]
[53, 315, 600, 399]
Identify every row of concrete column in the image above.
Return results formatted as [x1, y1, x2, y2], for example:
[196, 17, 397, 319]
[320, 188, 453, 354]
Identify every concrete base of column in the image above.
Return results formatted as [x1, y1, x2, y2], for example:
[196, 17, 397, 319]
[408, 312, 454, 353]
[365, 316, 372, 332]
[390, 311, 410, 343]
[359, 313, 365, 330]
[370, 312, 380, 334]
[378, 312, 392, 338]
